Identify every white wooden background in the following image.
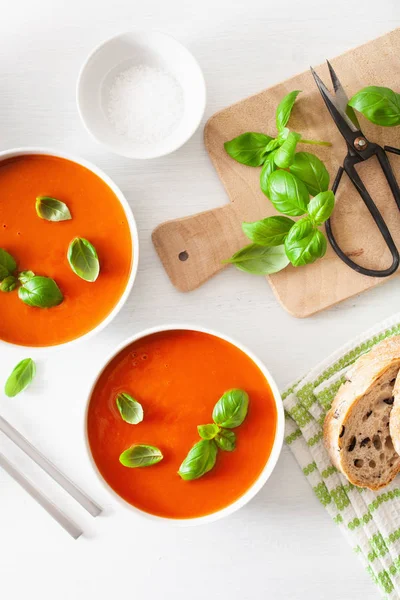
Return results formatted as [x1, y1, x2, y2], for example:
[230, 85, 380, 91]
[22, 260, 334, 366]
[1, 1, 400, 599]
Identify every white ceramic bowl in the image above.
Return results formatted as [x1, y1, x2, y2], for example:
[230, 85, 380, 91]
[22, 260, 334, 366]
[84, 324, 284, 526]
[77, 31, 206, 159]
[0, 147, 139, 350]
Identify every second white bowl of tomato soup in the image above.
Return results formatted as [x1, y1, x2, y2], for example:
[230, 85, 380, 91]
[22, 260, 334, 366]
[85, 325, 284, 525]
[0, 148, 138, 348]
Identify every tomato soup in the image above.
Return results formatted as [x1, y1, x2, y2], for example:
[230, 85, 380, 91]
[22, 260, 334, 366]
[0, 155, 132, 346]
[87, 330, 278, 519]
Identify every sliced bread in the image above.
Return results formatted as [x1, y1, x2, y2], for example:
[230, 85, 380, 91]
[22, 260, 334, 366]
[324, 336, 400, 490]
[389, 370, 400, 457]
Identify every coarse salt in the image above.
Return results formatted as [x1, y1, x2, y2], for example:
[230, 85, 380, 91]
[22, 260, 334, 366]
[105, 64, 184, 143]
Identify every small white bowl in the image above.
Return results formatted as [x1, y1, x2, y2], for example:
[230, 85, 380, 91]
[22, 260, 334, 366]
[84, 324, 284, 526]
[0, 147, 139, 351]
[77, 31, 206, 159]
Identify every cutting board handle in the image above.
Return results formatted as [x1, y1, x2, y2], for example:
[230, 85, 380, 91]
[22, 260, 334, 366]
[152, 203, 244, 291]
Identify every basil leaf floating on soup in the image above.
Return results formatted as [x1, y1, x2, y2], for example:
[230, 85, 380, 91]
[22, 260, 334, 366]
[119, 445, 163, 468]
[4, 358, 36, 398]
[197, 423, 220, 440]
[18, 270, 35, 285]
[18, 276, 63, 308]
[215, 429, 236, 452]
[212, 389, 249, 429]
[0, 265, 10, 281]
[35, 196, 72, 222]
[0, 276, 17, 292]
[0, 248, 17, 276]
[178, 439, 218, 481]
[116, 392, 144, 425]
[68, 237, 100, 282]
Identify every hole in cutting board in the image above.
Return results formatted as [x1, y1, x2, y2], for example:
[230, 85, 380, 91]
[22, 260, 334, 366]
[178, 251, 189, 261]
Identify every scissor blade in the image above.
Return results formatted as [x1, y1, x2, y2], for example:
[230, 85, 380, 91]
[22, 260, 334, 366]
[326, 60, 361, 130]
[310, 66, 360, 145]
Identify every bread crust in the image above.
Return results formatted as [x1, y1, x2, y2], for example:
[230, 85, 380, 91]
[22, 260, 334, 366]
[324, 336, 400, 491]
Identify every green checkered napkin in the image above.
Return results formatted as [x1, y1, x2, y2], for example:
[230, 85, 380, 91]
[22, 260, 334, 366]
[284, 313, 400, 600]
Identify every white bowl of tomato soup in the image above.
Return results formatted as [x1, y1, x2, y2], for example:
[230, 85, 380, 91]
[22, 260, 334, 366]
[0, 148, 138, 348]
[85, 325, 284, 525]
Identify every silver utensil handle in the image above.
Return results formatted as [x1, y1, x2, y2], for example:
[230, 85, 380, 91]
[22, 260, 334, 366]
[0, 416, 101, 517]
[0, 452, 82, 539]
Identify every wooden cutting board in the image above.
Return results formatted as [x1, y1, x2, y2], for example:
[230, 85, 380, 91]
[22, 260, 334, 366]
[152, 28, 400, 317]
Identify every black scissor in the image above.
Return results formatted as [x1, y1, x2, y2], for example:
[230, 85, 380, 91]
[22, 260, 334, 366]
[310, 61, 400, 277]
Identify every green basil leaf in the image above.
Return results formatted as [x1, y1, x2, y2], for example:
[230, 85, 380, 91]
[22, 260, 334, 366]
[348, 86, 400, 127]
[242, 216, 295, 246]
[0, 275, 17, 292]
[276, 90, 301, 132]
[224, 132, 273, 167]
[35, 196, 72, 222]
[0, 248, 17, 276]
[18, 276, 63, 308]
[215, 429, 236, 452]
[260, 151, 278, 196]
[4, 358, 36, 397]
[0, 265, 9, 281]
[267, 170, 310, 216]
[289, 152, 330, 196]
[116, 392, 144, 424]
[284, 218, 327, 266]
[212, 388, 249, 429]
[18, 270, 35, 285]
[68, 237, 100, 282]
[308, 190, 335, 226]
[264, 138, 281, 152]
[225, 244, 289, 275]
[277, 127, 290, 142]
[197, 423, 220, 440]
[274, 131, 302, 168]
[178, 439, 217, 481]
[119, 444, 163, 468]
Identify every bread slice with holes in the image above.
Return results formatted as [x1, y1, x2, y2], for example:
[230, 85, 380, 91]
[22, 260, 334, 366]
[389, 370, 400, 456]
[324, 336, 400, 490]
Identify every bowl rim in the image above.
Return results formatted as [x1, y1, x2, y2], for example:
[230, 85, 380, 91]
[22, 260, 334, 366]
[0, 146, 139, 352]
[84, 323, 284, 526]
[76, 29, 207, 159]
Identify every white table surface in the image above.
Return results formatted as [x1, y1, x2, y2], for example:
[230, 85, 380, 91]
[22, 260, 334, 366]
[1, 1, 400, 598]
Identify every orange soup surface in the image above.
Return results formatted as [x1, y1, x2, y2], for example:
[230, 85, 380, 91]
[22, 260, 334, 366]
[0, 155, 132, 346]
[87, 330, 278, 519]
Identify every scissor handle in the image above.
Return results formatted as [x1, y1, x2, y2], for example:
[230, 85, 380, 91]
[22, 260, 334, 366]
[325, 144, 400, 278]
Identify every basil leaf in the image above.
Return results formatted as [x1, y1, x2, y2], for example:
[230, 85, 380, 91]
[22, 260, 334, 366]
[242, 216, 295, 246]
[348, 86, 400, 127]
[0, 248, 17, 275]
[119, 444, 163, 468]
[198, 424, 220, 440]
[0, 275, 17, 292]
[116, 392, 144, 425]
[284, 218, 327, 266]
[267, 170, 310, 216]
[274, 131, 301, 168]
[308, 190, 335, 226]
[18, 270, 35, 285]
[215, 429, 236, 452]
[68, 237, 100, 282]
[36, 196, 72, 222]
[212, 389, 249, 429]
[225, 244, 289, 275]
[0, 265, 9, 281]
[260, 150, 278, 196]
[289, 152, 330, 196]
[18, 276, 63, 308]
[277, 127, 290, 142]
[224, 132, 272, 167]
[276, 90, 301, 132]
[4, 358, 36, 397]
[178, 439, 217, 481]
[264, 138, 281, 153]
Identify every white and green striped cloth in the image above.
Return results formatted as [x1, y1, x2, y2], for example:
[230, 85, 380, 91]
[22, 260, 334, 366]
[284, 313, 400, 599]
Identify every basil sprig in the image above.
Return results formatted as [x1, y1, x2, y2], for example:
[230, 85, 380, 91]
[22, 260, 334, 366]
[178, 389, 249, 481]
[4, 358, 36, 397]
[36, 197, 72, 222]
[119, 445, 163, 468]
[18, 276, 63, 308]
[224, 90, 335, 276]
[116, 392, 144, 425]
[68, 238, 100, 282]
[224, 133, 273, 166]
[348, 86, 400, 127]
